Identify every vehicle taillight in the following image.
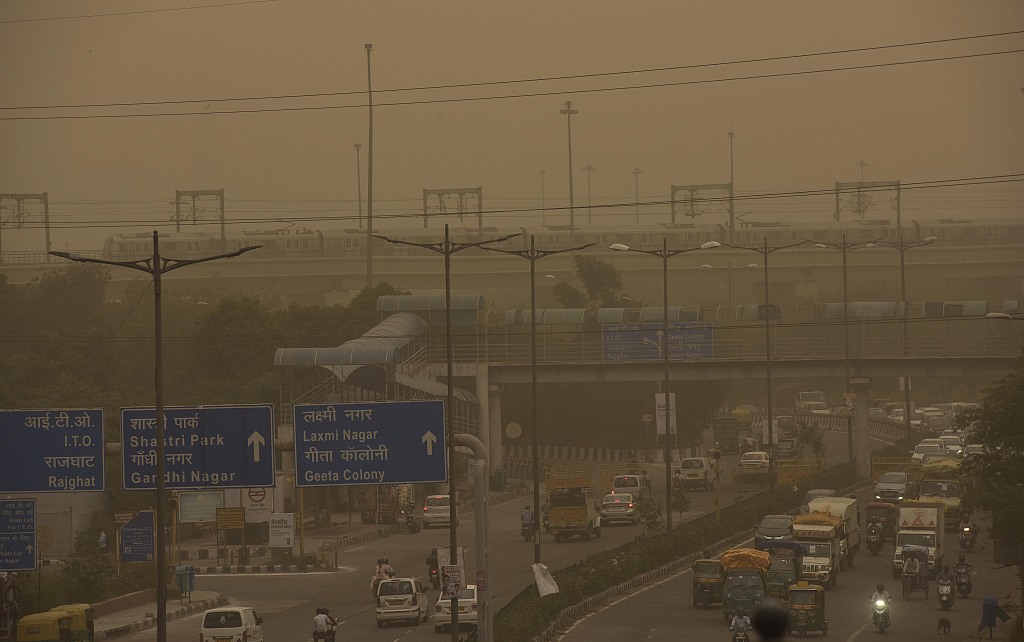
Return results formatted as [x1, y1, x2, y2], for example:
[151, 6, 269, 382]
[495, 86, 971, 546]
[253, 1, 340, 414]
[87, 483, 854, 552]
[411, 594, 418, 606]
[628, 503, 634, 508]
[423, 506, 428, 511]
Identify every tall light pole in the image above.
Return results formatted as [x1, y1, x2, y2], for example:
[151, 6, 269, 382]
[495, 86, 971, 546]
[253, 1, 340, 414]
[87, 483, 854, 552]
[50, 232, 260, 642]
[540, 170, 547, 227]
[481, 236, 594, 563]
[812, 234, 880, 465]
[560, 101, 578, 243]
[727, 131, 736, 244]
[631, 166, 644, 226]
[354, 142, 363, 229]
[701, 261, 758, 308]
[582, 164, 597, 226]
[876, 234, 937, 437]
[374, 225, 519, 642]
[724, 238, 809, 490]
[364, 43, 374, 288]
[610, 238, 719, 532]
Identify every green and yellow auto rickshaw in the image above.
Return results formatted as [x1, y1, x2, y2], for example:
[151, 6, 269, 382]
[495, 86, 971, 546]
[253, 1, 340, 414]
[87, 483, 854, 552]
[51, 604, 95, 642]
[691, 558, 724, 607]
[787, 581, 828, 636]
[16, 611, 72, 642]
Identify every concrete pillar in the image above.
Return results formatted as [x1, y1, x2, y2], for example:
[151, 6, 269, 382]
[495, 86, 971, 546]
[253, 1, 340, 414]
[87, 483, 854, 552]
[488, 384, 503, 473]
[850, 376, 872, 477]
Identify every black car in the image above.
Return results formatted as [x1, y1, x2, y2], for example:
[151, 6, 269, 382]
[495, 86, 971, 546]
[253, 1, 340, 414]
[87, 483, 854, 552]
[755, 514, 794, 545]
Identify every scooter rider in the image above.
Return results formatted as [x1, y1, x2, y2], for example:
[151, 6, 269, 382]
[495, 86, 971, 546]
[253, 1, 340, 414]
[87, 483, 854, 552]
[955, 553, 974, 591]
[937, 565, 954, 583]
[730, 608, 751, 636]
[870, 584, 892, 627]
[313, 607, 337, 642]
[521, 505, 534, 537]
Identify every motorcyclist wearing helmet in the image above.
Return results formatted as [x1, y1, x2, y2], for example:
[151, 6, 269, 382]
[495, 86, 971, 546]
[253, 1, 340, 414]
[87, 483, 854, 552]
[955, 553, 974, 591]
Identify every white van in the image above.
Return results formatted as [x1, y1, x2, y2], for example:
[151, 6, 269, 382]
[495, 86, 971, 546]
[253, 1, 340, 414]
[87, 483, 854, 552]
[200, 607, 263, 642]
[376, 577, 429, 627]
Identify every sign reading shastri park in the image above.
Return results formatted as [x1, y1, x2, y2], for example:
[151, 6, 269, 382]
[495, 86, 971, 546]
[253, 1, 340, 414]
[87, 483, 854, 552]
[0, 409, 104, 493]
[294, 400, 446, 487]
[121, 405, 275, 490]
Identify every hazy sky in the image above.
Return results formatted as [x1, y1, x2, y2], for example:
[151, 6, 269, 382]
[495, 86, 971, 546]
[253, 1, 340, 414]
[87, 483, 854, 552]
[1, 0, 1022, 252]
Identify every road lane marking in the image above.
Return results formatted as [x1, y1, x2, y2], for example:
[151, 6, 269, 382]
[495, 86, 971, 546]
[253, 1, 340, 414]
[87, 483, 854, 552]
[846, 623, 866, 642]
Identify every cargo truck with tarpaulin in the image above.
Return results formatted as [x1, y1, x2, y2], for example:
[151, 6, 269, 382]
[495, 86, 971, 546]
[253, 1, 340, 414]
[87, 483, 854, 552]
[547, 477, 601, 542]
[719, 547, 770, 622]
[792, 513, 842, 589]
[755, 539, 805, 601]
[807, 496, 861, 569]
[917, 457, 968, 528]
[712, 416, 740, 454]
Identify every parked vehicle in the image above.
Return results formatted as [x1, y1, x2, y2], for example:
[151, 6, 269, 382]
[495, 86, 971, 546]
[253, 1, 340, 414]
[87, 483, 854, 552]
[49, 604, 94, 642]
[692, 558, 725, 607]
[787, 581, 828, 636]
[16, 612, 71, 642]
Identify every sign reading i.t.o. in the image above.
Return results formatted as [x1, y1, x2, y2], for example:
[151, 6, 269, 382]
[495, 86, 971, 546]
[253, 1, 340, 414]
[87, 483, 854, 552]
[294, 401, 446, 487]
[0, 409, 104, 493]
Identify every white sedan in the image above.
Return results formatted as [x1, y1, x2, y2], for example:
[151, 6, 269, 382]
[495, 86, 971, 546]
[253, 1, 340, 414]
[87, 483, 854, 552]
[434, 584, 478, 633]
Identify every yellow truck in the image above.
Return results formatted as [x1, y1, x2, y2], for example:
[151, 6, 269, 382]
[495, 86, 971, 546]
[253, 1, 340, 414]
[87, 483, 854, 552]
[548, 477, 602, 543]
[792, 513, 843, 590]
[917, 457, 967, 529]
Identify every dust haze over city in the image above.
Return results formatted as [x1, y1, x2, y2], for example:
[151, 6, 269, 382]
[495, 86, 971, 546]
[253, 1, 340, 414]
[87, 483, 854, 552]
[1, 0, 1022, 263]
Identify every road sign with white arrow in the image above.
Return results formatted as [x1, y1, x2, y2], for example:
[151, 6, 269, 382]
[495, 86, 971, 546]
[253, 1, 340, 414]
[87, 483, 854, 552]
[293, 400, 446, 487]
[121, 405, 275, 490]
[0, 499, 36, 571]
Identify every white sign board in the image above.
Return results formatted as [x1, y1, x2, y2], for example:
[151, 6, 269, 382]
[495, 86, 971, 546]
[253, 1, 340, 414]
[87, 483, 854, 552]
[269, 513, 295, 549]
[655, 393, 677, 435]
[243, 488, 273, 523]
[178, 491, 223, 523]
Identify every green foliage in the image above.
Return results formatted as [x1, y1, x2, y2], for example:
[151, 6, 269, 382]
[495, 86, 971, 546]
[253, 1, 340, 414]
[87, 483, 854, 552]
[552, 281, 587, 309]
[958, 365, 1024, 548]
[572, 255, 624, 310]
[671, 480, 691, 520]
[796, 420, 826, 464]
[637, 500, 665, 537]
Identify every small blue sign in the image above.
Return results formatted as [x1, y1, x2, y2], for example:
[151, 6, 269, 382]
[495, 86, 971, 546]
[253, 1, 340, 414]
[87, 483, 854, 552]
[120, 510, 154, 563]
[0, 410, 105, 493]
[121, 405, 275, 490]
[294, 401, 446, 487]
[601, 322, 714, 361]
[0, 499, 36, 571]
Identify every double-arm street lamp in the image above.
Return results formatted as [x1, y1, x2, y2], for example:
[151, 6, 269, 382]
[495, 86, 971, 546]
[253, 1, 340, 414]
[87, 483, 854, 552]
[874, 235, 937, 437]
[700, 261, 759, 307]
[50, 232, 260, 642]
[374, 224, 519, 642]
[560, 101, 578, 243]
[811, 234, 879, 466]
[481, 237, 595, 563]
[610, 239, 719, 532]
[723, 238, 809, 490]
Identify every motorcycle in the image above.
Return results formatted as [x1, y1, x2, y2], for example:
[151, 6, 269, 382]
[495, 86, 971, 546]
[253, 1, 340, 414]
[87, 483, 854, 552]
[872, 599, 891, 633]
[955, 566, 972, 598]
[730, 623, 751, 642]
[542, 512, 550, 534]
[959, 526, 976, 551]
[867, 523, 884, 555]
[521, 520, 534, 541]
[313, 607, 337, 642]
[937, 578, 955, 610]
[429, 566, 440, 590]
[403, 506, 421, 534]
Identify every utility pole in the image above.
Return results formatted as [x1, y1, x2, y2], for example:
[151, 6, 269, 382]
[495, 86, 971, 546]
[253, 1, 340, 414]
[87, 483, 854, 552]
[0, 193, 50, 262]
[560, 101, 578, 243]
[365, 43, 375, 289]
[631, 166, 643, 225]
[355, 143, 363, 229]
[582, 164, 597, 225]
[540, 170, 546, 226]
[728, 131, 736, 245]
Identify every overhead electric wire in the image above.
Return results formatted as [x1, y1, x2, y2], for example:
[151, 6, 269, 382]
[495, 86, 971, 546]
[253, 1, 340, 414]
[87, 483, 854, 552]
[0, 0, 280, 24]
[2, 48, 1022, 121]
[4, 29, 1022, 111]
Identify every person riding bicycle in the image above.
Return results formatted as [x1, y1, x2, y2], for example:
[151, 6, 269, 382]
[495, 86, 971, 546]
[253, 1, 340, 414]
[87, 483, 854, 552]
[902, 553, 922, 590]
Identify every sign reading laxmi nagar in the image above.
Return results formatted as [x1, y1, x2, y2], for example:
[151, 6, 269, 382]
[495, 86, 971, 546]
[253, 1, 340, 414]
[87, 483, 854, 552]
[601, 322, 713, 361]
[0, 409, 104, 493]
[294, 401, 446, 487]
[121, 405, 275, 491]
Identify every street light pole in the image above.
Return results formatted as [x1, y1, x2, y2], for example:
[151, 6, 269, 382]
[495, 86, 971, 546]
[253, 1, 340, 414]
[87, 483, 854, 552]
[481, 236, 594, 563]
[610, 239, 719, 532]
[354, 142, 363, 229]
[374, 225, 520, 642]
[631, 166, 643, 226]
[364, 43, 374, 289]
[582, 164, 596, 226]
[50, 232, 260, 642]
[724, 238, 809, 490]
[540, 170, 546, 227]
[560, 101, 578, 243]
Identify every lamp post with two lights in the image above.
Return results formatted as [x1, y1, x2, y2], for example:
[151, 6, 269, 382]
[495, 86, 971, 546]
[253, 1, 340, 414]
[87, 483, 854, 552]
[374, 224, 519, 642]
[50, 232, 260, 642]
[722, 238, 809, 490]
[481, 236, 595, 563]
[609, 239, 719, 532]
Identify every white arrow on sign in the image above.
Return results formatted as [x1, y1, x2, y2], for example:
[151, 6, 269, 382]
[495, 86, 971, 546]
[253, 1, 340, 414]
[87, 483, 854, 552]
[247, 432, 265, 462]
[422, 431, 437, 456]
[26, 544, 33, 554]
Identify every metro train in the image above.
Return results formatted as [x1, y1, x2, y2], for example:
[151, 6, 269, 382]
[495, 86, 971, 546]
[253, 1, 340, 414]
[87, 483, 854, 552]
[100, 216, 1024, 262]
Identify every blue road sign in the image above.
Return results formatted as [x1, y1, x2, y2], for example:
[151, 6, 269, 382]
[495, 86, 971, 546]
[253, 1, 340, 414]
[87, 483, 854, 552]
[0, 499, 36, 571]
[294, 401, 446, 487]
[601, 322, 714, 361]
[0, 409, 105, 493]
[120, 510, 155, 563]
[121, 405, 275, 490]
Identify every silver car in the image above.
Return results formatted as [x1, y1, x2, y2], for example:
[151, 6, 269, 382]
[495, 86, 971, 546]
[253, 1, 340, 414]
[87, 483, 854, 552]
[598, 493, 638, 526]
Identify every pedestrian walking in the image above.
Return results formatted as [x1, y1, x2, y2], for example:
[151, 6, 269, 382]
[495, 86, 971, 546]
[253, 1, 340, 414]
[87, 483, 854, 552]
[98, 531, 107, 550]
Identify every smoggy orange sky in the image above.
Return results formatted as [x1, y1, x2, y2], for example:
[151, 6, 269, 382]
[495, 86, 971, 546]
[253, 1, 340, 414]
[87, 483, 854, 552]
[1, 0, 1022, 252]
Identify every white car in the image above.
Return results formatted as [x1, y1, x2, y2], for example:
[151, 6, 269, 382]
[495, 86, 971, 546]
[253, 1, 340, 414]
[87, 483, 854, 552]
[938, 435, 963, 454]
[676, 457, 715, 490]
[434, 584, 478, 633]
[200, 607, 264, 642]
[910, 442, 945, 464]
[738, 451, 770, 469]
[376, 578, 429, 627]
[421, 495, 457, 529]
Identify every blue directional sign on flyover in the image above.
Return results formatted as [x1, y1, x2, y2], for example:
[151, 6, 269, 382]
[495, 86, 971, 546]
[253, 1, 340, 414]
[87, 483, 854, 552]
[0, 499, 37, 571]
[601, 322, 714, 361]
[121, 405, 275, 490]
[0, 409, 105, 493]
[294, 401, 446, 487]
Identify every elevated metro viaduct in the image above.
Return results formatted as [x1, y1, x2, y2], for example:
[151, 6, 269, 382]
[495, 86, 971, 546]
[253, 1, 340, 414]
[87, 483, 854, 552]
[273, 295, 1022, 480]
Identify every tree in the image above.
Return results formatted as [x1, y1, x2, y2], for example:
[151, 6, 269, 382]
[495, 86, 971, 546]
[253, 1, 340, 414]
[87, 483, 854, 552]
[552, 255, 625, 311]
[796, 420, 826, 467]
[959, 365, 1024, 550]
